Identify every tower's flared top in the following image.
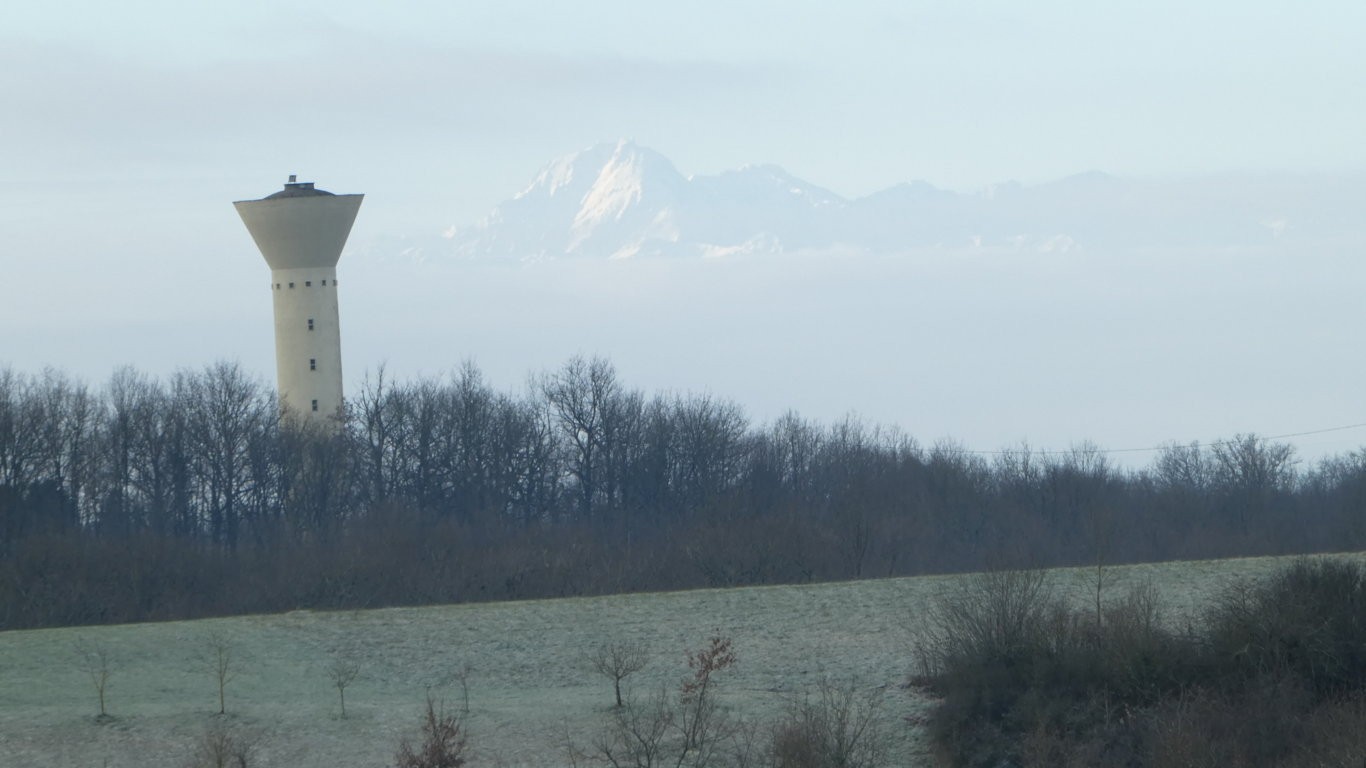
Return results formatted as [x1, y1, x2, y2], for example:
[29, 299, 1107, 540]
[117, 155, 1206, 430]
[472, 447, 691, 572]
[234, 176, 363, 270]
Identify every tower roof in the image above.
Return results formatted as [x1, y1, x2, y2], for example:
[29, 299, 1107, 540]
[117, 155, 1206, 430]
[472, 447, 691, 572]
[260, 175, 337, 200]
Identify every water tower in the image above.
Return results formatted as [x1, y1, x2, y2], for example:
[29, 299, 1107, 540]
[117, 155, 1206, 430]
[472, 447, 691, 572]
[234, 176, 363, 424]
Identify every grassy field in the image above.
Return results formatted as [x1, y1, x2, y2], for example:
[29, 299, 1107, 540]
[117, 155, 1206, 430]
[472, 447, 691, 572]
[0, 553, 1352, 767]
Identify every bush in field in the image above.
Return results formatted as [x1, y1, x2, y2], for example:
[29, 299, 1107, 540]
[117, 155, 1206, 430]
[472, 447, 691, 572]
[914, 557, 1366, 768]
[768, 678, 887, 768]
[1205, 557, 1366, 696]
[912, 567, 1202, 767]
[913, 566, 1055, 680]
[183, 720, 255, 768]
[395, 696, 468, 768]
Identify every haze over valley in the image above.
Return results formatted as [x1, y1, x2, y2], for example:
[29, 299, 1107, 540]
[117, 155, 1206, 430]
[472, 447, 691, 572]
[7, 1, 1366, 461]
[10, 140, 1363, 464]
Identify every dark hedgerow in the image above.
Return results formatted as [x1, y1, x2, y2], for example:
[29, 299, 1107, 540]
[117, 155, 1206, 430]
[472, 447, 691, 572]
[1204, 557, 1366, 697]
[913, 557, 1366, 768]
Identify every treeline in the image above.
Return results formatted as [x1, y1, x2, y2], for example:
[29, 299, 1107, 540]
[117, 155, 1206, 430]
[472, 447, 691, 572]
[1, 357, 1364, 629]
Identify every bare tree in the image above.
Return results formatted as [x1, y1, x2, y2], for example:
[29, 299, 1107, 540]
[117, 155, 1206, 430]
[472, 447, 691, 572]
[452, 662, 473, 718]
[328, 657, 361, 717]
[197, 631, 237, 715]
[353, 364, 402, 505]
[670, 394, 747, 513]
[575, 634, 738, 768]
[1091, 510, 1112, 633]
[589, 687, 674, 768]
[1210, 433, 1297, 531]
[75, 638, 113, 718]
[185, 362, 273, 547]
[589, 640, 650, 708]
[678, 634, 737, 761]
[1065, 443, 1116, 631]
[542, 355, 623, 520]
[1153, 440, 1211, 493]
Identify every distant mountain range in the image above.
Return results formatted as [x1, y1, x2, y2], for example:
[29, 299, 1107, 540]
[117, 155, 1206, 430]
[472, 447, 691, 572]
[430, 140, 1366, 260]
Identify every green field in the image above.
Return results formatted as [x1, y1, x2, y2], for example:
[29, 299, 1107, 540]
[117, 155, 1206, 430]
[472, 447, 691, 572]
[0, 553, 1350, 767]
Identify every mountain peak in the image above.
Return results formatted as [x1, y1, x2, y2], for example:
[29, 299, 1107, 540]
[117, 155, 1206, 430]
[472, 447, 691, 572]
[569, 141, 686, 249]
[1047, 170, 1118, 190]
[516, 139, 678, 199]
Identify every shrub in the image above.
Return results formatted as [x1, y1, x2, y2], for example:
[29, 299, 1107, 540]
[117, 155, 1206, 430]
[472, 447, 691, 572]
[395, 696, 468, 768]
[912, 568, 1068, 767]
[914, 569, 1209, 767]
[914, 567, 1054, 681]
[1205, 557, 1366, 696]
[1286, 693, 1366, 768]
[183, 721, 255, 768]
[915, 557, 1366, 768]
[770, 679, 886, 768]
[1143, 676, 1314, 768]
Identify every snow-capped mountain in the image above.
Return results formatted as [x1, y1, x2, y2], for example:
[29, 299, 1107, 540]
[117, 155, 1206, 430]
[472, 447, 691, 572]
[440, 140, 1366, 260]
[448, 140, 853, 260]
[451, 140, 692, 260]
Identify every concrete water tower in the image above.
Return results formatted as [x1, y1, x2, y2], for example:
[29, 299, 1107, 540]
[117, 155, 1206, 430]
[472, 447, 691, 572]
[234, 176, 363, 424]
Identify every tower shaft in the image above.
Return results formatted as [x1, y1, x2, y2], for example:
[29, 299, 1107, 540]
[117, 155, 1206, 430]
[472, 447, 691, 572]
[268, 267, 343, 421]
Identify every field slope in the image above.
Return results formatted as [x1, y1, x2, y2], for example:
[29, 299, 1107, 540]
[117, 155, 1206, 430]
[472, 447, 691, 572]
[0, 554, 1332, 767]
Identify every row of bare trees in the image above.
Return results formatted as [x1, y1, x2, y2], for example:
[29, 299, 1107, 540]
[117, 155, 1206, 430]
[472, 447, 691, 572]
[2, 357, 1364, 629]
[0, 362, 279, 546]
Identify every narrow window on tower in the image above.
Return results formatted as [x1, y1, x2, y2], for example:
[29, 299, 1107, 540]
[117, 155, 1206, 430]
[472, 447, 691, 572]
[305, 281, 312, 287]
[289, 282, 295, 289]
[322, 279, 328, 286]
[307, 318, 314, 331]
[310, 358, 317, 371]
[311, 399, 318, 412]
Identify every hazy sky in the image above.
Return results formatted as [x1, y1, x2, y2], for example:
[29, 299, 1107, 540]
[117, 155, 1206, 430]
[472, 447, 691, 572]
[4, 1, 1366, 462]
[6, 1, 1365, 224]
